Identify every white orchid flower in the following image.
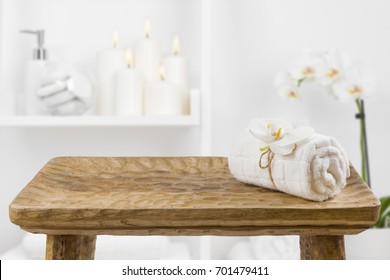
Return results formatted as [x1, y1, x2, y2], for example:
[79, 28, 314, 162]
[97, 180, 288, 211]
[331, 64, 376, 102]
[249, 118, 315, 155]
[277, 84, 300, 100]
[318, 49, 351, 86]
[288, 49, 325, 82]
[274, 71, 300, 100]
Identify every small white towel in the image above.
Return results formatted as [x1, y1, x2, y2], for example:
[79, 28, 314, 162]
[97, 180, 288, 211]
[228, 129, 350, 201]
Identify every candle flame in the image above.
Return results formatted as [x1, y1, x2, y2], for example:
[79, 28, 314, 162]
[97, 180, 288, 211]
[112, 29, 119, 47]
[172, 35, 180, 55]
[125, 48, 134, 68]
[144, 18, 151, 38]
[159, 64, 165, 81]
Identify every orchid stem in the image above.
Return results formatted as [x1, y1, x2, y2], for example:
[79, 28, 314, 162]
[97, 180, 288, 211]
[297, 78, 305, 87]
[355, 98, 371, 187]
[361, 99, 371, 187]
[355, 98, 366, 182]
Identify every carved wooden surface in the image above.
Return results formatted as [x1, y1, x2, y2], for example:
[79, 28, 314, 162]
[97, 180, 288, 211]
[10, 157, 380, 236]
[300, 235, 346, 260]
[46, 235, 96, 260]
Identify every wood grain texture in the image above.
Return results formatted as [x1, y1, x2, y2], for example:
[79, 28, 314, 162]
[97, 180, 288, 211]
[46, 235, 96, 260]
[300, 235, 345, 260]
[9, 157, 380, 236]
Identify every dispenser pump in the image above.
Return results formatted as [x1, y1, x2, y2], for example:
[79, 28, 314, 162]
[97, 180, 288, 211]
[20, 29, 47, 60]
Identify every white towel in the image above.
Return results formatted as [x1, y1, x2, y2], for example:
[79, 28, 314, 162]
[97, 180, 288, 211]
[228, 129, 350, 201]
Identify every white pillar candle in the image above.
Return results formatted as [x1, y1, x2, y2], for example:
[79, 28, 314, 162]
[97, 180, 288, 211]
[144, 66, 182, 116]
[134, 18, 161, 83]
[115, 49, 143, 116]
[96, 29, 125, 115]
[162, 36, 190, 114]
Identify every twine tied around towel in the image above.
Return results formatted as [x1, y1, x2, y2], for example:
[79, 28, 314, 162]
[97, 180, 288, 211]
[258, 144, 297, 188]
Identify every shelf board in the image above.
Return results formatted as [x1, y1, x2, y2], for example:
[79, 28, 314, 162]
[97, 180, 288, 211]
[0, 90, 201, 128]
[0, 115, 199, 127]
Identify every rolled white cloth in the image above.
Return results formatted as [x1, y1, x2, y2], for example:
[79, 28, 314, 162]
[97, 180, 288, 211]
[37, 70, 93, 115]
[228, 129, 350, 202]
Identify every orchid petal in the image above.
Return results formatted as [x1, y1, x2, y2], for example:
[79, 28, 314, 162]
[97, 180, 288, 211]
[269, 142, 296, 156]
[345, 64, 376, 97]
[277, 84, 300, 100]
[289, 50, 326, 81]
[274, 71, 297, 87]
[251, 132, 274, 144]
[317, 49, 351, 86]
[276, 126, 314, 147]
[249, 118, 294, 143]
[249, 119, 274, 143]
[331, 63, 376, 102]
[331, 79, 353, 102]
[249, 118, 313, 155]
[258, 118, 294, 131]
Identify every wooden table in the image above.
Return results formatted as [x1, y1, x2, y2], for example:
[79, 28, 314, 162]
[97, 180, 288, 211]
[9, 157, 380, 260]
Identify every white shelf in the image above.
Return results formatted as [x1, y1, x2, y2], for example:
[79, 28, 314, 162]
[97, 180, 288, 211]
[0, 115, 199, 127]
[0, 90, 200, 128]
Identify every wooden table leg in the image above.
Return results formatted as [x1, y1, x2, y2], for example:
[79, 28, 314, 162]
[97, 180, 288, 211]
[46, 235, 96, 260]
[300, 235, 345, 260]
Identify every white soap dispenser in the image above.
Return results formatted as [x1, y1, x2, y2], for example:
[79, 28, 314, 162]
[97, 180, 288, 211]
[20, 29, 48, 115]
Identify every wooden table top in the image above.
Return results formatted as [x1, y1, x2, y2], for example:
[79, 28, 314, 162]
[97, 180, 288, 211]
[9, 157, 380, 236]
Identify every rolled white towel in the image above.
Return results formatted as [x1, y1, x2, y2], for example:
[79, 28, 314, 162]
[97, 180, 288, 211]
[38, 70, 93, 115]
[228, 129, 350, 201]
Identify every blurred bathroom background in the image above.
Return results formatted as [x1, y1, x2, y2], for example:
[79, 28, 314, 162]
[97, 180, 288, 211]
[1, 0, 389, 259]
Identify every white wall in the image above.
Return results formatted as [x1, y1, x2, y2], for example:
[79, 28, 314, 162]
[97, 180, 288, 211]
[1, 0, 390, 257]
[210, 0, 390, 198]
